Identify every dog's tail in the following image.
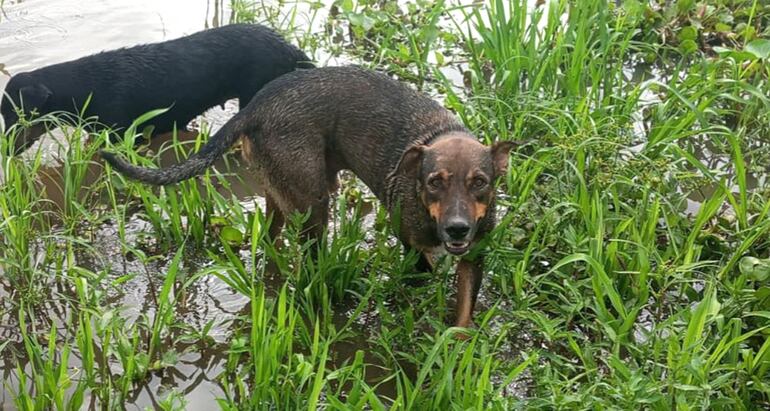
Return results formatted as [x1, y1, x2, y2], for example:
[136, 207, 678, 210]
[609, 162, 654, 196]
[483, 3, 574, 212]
[100, 114, 248, 185]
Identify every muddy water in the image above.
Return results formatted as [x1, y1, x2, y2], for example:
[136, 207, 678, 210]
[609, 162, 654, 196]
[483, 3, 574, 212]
[0, 1, 266, 409]
[0, 0, 228, 76]
[0, 0, 236, 160]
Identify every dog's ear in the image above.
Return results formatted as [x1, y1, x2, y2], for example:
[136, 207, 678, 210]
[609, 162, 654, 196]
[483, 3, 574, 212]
[491, 140, 517, 177]
[395, 145, 425, 178]
[18, 83, 52, 111]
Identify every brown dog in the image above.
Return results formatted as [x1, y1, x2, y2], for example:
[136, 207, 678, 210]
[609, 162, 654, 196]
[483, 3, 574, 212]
[101, 66, 514, 329]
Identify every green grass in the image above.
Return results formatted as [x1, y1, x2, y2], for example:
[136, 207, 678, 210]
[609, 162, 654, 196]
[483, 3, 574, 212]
[2, 0, 770, 409]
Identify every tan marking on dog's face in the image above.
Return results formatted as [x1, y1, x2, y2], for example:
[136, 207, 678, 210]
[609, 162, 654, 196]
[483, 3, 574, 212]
[428, 202, 441, 221]
[473, 201, 488, 221]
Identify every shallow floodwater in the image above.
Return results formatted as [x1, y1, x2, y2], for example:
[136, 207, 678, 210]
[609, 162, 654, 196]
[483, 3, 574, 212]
[0, 1, 269, 409]
[0, 0, 228, 76]
[0, 0, 238, 156]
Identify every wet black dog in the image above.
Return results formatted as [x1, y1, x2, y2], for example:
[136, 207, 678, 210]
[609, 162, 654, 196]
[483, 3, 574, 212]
[1, 24, 312, 154]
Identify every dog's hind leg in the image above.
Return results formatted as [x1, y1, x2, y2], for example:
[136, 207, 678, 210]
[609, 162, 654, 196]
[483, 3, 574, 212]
[264, 192, 287, 276]
[295, 193, 331, 250]
[260, 145, 333, 252]
[265, 193, 286, 241]
[11, 123, 46, 155]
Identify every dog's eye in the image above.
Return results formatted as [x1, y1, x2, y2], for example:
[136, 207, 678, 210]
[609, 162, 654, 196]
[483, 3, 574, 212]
[427, 177, 443, 189]
[472, 177, 488, 189]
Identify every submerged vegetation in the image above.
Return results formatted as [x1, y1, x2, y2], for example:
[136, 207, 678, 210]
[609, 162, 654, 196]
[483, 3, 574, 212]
[1, 0, 770, 409]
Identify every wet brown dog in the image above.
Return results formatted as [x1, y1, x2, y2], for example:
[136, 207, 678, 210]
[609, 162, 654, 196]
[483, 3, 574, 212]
[101, 66, 514, 329]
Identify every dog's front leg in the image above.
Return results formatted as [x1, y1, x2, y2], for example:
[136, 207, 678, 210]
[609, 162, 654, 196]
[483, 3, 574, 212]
[455, 257, 483, 328]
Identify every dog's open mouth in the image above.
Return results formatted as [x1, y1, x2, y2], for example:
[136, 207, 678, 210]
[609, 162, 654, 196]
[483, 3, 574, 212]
[444, 241, 470, 255]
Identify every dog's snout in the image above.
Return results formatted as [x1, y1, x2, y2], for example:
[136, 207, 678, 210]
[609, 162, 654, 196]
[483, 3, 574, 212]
[445, 219, 471, 240]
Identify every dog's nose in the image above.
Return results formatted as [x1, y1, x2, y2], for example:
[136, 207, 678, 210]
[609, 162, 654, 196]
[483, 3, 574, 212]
[445, 220, 470, 240]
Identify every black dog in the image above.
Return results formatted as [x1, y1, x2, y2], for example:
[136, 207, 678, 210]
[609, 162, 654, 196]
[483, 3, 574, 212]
[1, 24, 312, 154]
[102, 66, 515, 330]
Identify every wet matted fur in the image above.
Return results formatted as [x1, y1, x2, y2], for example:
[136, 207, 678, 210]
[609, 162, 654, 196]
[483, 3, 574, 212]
[101, 66, 515, 330]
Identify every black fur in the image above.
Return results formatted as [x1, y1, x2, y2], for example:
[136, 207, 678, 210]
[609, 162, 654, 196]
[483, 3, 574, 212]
[1, 24, 312, 154]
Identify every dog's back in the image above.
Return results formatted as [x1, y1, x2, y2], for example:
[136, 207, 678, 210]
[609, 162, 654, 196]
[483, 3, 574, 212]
[69, 25, 310, 124]
[101, 66, 465, 191]
[240, 67, 466, 197]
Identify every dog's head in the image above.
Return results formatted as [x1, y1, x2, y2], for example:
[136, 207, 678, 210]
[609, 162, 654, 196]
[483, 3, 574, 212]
[1, 75, 52, 153]
[396, 132, 515, 255]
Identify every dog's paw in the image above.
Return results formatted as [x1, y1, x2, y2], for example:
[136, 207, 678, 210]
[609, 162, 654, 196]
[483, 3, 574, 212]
[452, 321, 477, 341]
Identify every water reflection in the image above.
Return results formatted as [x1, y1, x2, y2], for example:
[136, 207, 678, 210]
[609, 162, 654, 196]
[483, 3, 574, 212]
[0, 1, 243, 409]
[0, 0, 228, 77]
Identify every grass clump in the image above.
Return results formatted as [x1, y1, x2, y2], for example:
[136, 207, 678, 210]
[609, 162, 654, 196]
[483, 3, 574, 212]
[1, 0, 769, 409]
